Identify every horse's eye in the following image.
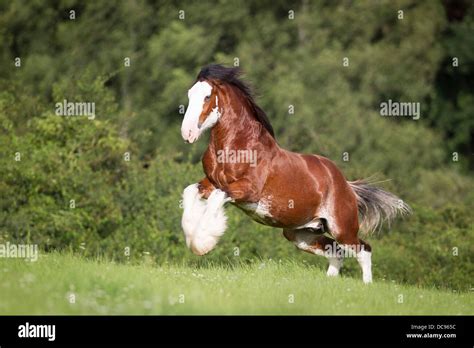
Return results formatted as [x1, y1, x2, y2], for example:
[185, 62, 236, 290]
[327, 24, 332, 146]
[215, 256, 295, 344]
[205, 95, 211, 102]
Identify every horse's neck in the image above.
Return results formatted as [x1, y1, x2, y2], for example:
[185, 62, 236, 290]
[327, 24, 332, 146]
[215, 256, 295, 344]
[208, 108, 276, 153]
[203, 100, 279, 187]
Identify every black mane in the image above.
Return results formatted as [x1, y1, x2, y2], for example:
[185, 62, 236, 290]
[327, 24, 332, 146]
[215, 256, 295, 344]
[196, 64, 275, 138]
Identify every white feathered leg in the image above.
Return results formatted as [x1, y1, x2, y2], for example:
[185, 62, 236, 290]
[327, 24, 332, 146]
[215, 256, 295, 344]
[181, 183, 207, 248]
[190, 189, 230, 255]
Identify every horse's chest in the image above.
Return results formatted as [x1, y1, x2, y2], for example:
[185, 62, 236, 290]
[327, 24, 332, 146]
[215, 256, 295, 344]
[203, 150, 249, 186]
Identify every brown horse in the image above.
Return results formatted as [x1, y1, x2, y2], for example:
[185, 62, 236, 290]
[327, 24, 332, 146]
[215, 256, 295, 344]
[180, 64, 410, 283]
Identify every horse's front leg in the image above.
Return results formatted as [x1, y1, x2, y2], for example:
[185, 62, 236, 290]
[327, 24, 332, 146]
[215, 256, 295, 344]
[181, 181, 208, 249]
[184, 178, 257, 255]
[222, 178, 259, 203]
[197, 177, 215, 199]
[182, 178, 231, 255]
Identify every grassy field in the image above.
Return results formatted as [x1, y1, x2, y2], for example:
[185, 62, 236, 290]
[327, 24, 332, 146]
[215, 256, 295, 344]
[0, 253, 472, 315]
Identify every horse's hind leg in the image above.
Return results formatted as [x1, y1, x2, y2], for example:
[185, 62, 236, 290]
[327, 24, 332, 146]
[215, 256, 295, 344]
[355, 238, 372, 284]
[283, 229, 344, 277]
[330, 225, 373, 284]
[344, 239, 372, 284]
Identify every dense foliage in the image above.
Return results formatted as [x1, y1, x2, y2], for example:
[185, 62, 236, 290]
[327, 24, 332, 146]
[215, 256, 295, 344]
[0, 0, 472, 290]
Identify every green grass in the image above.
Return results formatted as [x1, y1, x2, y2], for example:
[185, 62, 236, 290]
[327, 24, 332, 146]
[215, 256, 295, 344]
[0, 253, 472, 315]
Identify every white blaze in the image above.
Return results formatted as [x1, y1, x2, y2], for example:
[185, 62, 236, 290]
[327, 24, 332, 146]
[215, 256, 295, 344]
[181, 81, 218, 143]
[200, 95, 220, 132]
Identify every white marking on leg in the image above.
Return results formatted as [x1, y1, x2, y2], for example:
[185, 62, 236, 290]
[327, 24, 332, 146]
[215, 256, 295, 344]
[190, 189, 229, 256]
[181, 183, 206, 248]
[324, 240, 343, 277]
[326, 256, 343, 277]
[356, 249, 373, 284]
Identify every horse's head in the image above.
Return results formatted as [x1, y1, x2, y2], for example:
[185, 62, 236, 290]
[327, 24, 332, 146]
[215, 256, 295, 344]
[181, 64, 275, 143]
[181, 79, 221, 144]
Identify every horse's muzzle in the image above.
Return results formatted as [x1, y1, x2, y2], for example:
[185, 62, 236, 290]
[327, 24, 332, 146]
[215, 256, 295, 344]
[181, 127, 199, 144]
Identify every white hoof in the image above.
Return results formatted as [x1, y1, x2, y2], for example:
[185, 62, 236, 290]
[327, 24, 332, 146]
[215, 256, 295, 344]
[326, 265, 340, 277]
[190, 235, 219, 256]
[326, 257, 343, 277]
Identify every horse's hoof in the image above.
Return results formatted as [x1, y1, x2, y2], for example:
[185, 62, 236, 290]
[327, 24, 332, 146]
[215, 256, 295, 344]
[190, 235, 218, 256]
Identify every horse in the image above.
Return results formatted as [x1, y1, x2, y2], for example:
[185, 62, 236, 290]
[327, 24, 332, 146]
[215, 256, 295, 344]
[180, 64, 410, 283]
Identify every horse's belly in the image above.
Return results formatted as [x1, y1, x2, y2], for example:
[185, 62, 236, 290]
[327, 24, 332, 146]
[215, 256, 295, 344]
[235, 196, 317, 228]
[236, 201, 280, 227]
